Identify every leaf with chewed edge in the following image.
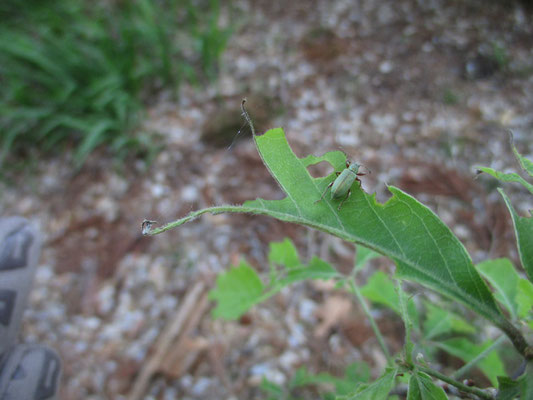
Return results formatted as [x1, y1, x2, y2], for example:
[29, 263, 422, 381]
[151, 128, 513, 340]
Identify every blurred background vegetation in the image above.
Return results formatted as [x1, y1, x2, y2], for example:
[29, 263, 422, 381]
[0, 0, 232, 170]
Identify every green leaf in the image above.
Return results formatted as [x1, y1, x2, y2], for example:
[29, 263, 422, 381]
[422, 302, 476, 340]
[361, 271, 419, 327]
[289, 362, 370, 396]
[209, 255, 338, 320]
[407, 372, 448, 400]
[208, 260, 264, 320]
[499, 189, 533, 283]
[497, 365, 533, 400]
[476, 167, 533, 195]
[496, 376, 521, 400]
[519, 364, 533, 399]
[436, 338, 505, 385]
[510, 133, 533, 178]
[336, 368, 397, 400]
[269, 238, 300, 268]
[477, 258, 519, 319]
[152, 128, 507, 332]
[279, 256, 340, 285]
[259, 378, 284, 400]
[344, 362, 371, 385]
[361, 271, 399, 313]
[516, 278, 533, 319]
[354, 245, 381, 271]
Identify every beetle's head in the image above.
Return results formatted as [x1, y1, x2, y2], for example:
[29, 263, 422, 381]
[347, 161, 360, 173]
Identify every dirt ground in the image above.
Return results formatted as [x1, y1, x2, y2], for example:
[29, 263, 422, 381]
[1, 0, 532, 399]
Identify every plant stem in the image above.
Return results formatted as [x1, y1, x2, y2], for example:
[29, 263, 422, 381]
[498, 317, 533, 360]
[414, 364, 494, 400]
[452, 335, 507, 380]
[347, 277, 392, 365]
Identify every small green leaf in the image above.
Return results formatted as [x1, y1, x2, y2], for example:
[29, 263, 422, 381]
[516, 278, 533, 319]
[436, 338, 505, 385]
[269, 238, 300, 268]
[407, 372, 448, 400]
[361, 271, 399, 313]
[259, 377, 284, 399]
[519, 364, 533, 399]
[422, 302, 476, 340]
[510, 133, 533, 178]
[336, 368, 397, 400]
[477, 258, 519, 319]
[280, 256, 340, 285]
[496, 376, 521, 400]
[499, 189, 533, 283]
[497, 365, 533, 400]
[345, 362, 371, 384]
[477, 167, 533, 195]
[354, 245, 381, 271]
[208, 260, 264, 320]
[289, 362, 370, 396]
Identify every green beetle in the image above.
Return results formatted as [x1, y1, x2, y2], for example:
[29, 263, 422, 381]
[316, 160, 368, 210]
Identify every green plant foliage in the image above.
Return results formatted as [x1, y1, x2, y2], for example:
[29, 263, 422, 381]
[477, 258, 520, 319]
[260, 362, 371, 400]
[269, 238, 300, 269]
[335, 368, 398, 400]
[499, 190, 533, 283]
[422, 302, 476, 340]
[279, 257, 339, 285]
[208, 260, 264, 320]
[259, 377, 284, 400]
[354, 245, 381, 272]
[407, 372, 448, 400]
[497, 376, 522, 400]
[477, 167, 533, 195]
[148, 123, 533, 398]
[496, 365, 533, 400]
[477, 139, 533, 284]
[435, 338, 505, 385]
[155, 128, 508, 333]
[510, 138, 533, 178]
[516, 279, 533, 322]
[208, 238, 339, 320]
[0, 0, 231, 167]
[289, 363, 369, 396]
[360, 271, 400, 314]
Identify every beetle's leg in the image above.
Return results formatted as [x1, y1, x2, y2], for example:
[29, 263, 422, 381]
[355, 177, 362, 187]
[338, 189, 351, 210]
[316, 181, 334, 203]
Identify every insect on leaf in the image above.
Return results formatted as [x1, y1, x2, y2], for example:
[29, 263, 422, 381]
[150, 128, 507, 333]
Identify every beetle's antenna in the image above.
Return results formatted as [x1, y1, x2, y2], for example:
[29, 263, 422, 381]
[241, 98, 256, 137]
[361, 165, 372, 174]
